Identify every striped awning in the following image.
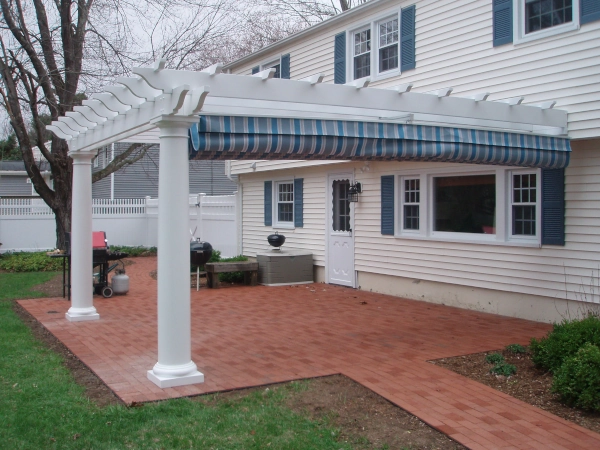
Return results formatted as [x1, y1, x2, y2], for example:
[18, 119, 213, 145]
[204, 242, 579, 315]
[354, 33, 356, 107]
[188, 115, 570, 168]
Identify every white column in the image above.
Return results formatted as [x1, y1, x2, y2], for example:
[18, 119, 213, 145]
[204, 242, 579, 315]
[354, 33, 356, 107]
[147, 117, 204, 388]
[66, 151, 99, 322]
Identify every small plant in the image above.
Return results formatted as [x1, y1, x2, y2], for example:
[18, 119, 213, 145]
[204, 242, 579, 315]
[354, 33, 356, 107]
[552, 343, 600, 412]
[505, 343, 526, 354]
[490, 363, 517, 377]
[110, 245, 157, 257]
[0, 252, 63, 272]
[530, 315, 600, 373]
[485, 353, 505, 364]
[219, 255, 249, 283]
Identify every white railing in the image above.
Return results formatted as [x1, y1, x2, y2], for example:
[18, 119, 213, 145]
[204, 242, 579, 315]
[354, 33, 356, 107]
[0, 198, 53, 216]
[92, 198, 146, 215]
[0, 194, 239, 256]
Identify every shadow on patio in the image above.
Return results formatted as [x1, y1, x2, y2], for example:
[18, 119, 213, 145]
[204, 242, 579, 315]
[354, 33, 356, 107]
[19, 256, 600, 449]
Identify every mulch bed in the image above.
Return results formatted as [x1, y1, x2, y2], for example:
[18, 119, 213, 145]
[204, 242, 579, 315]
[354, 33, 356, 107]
[431, 349, 600, 435]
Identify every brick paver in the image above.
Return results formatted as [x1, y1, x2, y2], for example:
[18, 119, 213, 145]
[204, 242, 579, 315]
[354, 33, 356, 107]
[19, 257, 600, 449]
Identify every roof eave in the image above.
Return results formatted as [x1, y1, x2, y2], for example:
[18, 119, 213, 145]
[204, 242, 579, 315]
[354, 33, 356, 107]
[223, 0, 395, 70]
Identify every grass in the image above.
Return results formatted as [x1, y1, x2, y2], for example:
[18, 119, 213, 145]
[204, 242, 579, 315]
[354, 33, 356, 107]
[0, 272, 352, 449]
[0, 272, 59, 300]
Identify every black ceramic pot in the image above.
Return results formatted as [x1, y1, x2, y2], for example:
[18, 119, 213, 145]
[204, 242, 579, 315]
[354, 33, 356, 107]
[267, 232, 286, 248]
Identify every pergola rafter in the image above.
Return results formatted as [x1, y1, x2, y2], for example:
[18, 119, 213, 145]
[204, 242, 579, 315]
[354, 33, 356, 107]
[46, 60, 570, 389]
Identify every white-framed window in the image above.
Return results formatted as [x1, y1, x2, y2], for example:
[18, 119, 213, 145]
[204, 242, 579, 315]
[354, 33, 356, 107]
[432, 173, 497, 235]
[400, 177, 420, 232]
[394, 167, 541, 246]
[353, 27, 371, 79]
[377, 17, 399, 74]
[275, 180, 294, 226]
[514, 0, 579, 44]
[261, 59, 281, 78]
[510, 172, 539, 238]
[93, 156, 99, 168]
[350, 12, 401, 81]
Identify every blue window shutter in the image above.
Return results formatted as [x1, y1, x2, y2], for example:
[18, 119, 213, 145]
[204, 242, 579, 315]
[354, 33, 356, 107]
[252, 66, 259, 74]
[381, 175, 395, 235]
[264, 181, 272, 226]
[294, 178, 303, 227]
[401, 5, 416, 71]
[581, 0, 600, 24]
[334, 32, 346, 84]
[281, 54, 291, 79]
[542, 169, 565, 246]
[493, 0, 513, 46]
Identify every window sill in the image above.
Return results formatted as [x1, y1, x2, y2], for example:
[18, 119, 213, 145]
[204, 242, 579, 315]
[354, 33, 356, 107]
[393, 233, 541, 248]
[514, 21, 579, 45]
[273, 224, 295, 230]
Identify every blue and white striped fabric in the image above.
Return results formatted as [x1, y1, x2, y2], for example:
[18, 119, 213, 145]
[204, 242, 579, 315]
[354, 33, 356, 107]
[188, 116, 570, 168]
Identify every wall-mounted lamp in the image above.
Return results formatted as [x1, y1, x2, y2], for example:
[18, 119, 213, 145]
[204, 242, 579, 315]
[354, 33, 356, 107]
[348, 182, 362, 202]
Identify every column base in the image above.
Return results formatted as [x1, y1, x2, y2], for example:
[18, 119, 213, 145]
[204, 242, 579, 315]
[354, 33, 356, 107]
[65, 306, 100, 322]
[147, 361, 204, 388]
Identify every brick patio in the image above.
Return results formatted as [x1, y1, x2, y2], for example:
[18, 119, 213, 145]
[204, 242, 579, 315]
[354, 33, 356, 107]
[19, 256, 600, 449]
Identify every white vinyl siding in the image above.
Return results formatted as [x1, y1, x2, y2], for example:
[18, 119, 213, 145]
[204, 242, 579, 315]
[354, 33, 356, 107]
[229, 0, 600, 142]
[239, 140, 600, 304]
[240, 165, 333, 266]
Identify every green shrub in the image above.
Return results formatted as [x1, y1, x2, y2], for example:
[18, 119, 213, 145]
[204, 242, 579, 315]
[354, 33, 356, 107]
[490, 363, 517, 377]
[505, 343, 527, 354]
[530, 315, 600, 372]
[552, 343, 600, 412]
[0, 252, 63, 272]
[485, 353, 505, 364]
[219, 255, 249, 283]
[110, 245, 157, 257]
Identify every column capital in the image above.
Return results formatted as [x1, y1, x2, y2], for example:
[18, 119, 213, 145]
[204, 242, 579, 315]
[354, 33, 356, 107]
[69, 150, 97, 164]
[151, 115, 198, 128]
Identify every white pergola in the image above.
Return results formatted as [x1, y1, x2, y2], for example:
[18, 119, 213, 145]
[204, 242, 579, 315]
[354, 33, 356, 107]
[48, 60, 568, 388]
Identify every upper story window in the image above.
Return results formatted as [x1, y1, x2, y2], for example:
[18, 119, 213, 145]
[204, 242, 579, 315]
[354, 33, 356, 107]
[262, 59, 281, 78]
[513, 0, 579, 44]
[378, 18, 399, 73]
[334, 5, 414, 84]
[353, 28, 371, 79]
[525, 0, 572, 33]
[351, 16, 398, 80]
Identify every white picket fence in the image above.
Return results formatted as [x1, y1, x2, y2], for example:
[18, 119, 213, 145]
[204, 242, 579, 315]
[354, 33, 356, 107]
[0, 194, 239, 256]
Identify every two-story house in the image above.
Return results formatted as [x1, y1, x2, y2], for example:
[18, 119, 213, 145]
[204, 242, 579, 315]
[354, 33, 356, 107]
[216, 0, 600, 323]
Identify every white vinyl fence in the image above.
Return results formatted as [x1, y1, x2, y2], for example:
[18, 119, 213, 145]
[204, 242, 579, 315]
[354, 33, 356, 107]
[0, 194, 239, 257]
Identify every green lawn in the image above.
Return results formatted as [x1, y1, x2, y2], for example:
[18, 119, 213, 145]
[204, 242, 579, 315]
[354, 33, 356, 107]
[0, 272, 351, 449]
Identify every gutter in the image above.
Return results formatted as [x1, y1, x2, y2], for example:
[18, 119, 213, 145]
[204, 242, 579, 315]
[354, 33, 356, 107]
[223, 0, 397, 70]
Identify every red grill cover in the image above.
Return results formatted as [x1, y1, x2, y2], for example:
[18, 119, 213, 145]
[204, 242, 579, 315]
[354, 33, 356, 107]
[93, 231, 107, 249]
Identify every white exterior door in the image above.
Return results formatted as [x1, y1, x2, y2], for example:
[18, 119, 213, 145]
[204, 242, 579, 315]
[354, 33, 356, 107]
[326, 173, 355, 287]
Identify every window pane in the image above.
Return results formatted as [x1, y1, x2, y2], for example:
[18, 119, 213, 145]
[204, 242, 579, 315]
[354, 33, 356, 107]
[404, 205, 419, 230]
[513, 206, 536, 235]
[354, 53, 370, 79]
[333, 180, 351, 232]
[434, 175, 496, 234]
[278, 203, 293, 222]
[379, 45, 398, 72]
[526, 0, 572, 34]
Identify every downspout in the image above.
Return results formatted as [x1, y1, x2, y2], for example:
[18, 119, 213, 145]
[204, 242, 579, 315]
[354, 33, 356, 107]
[110, 143, 115, 200]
